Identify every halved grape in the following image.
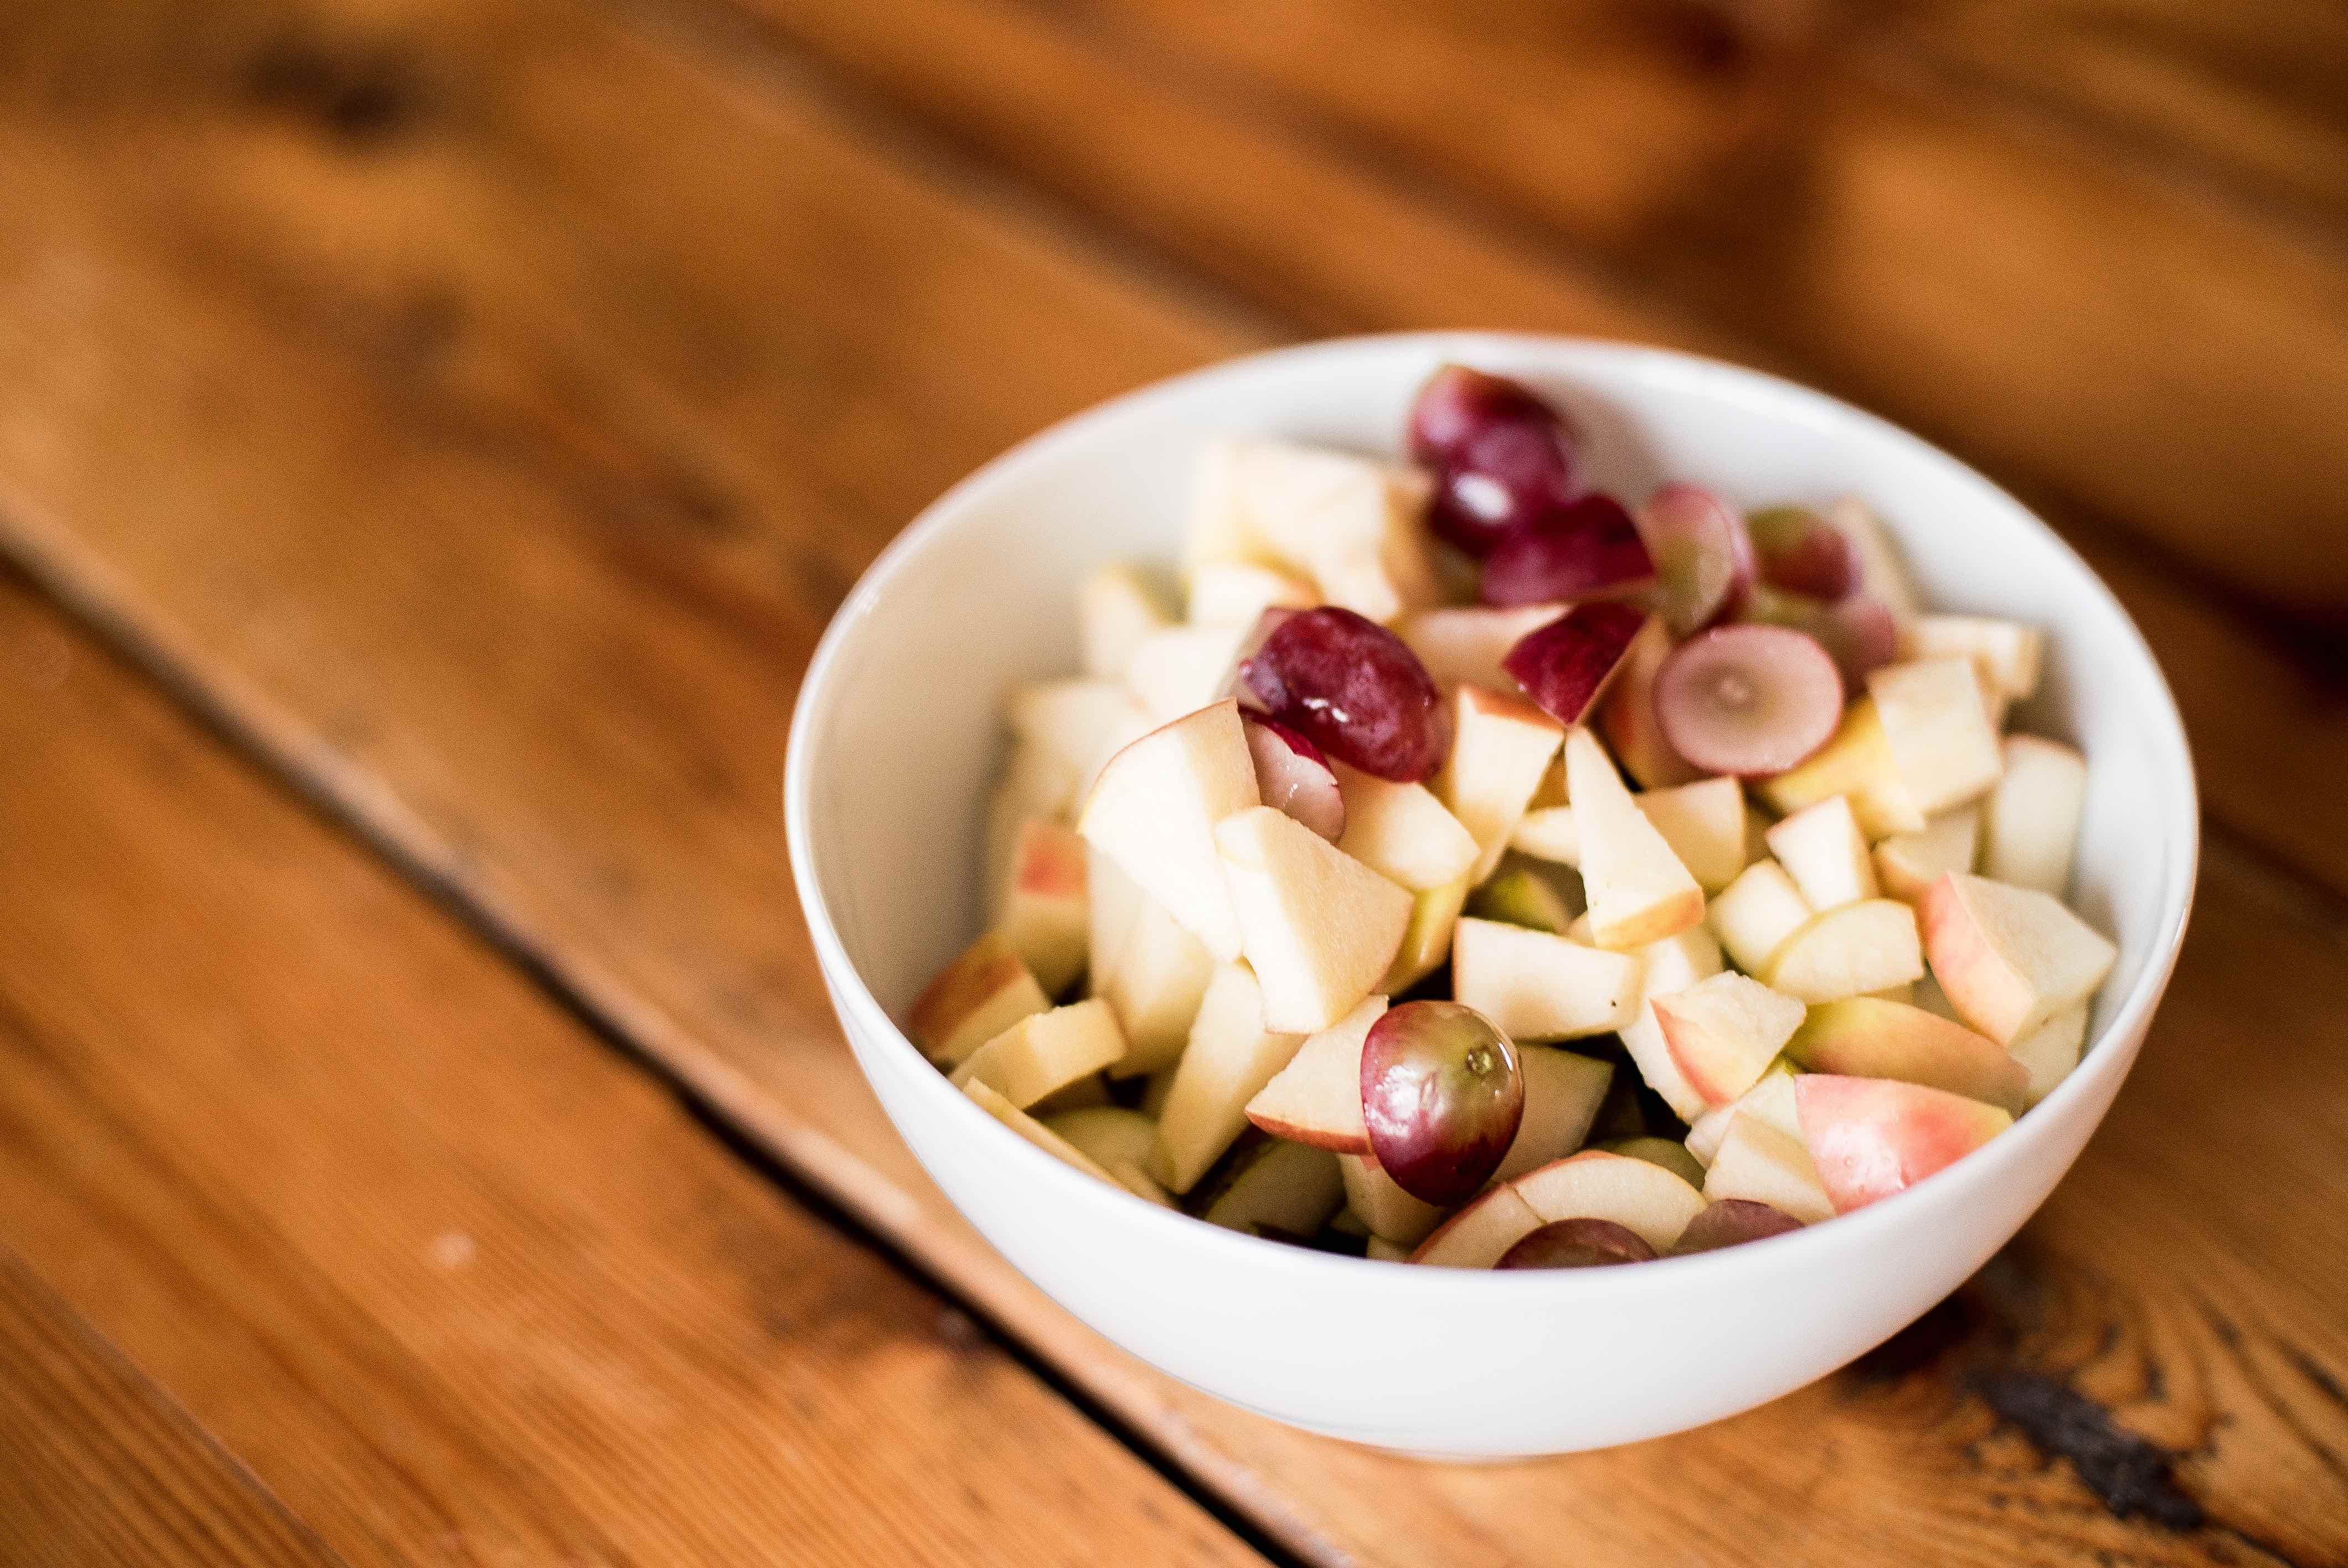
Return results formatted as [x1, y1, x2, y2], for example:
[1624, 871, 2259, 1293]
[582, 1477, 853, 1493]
[1479, 493, 1655, 607]
[1741, 586, 1899, 687]
[1669, 1199, 1803, 1255]
[1747, 506, 1860, 602]
[1637, 483, 1756, 638]
[1240, 607, 1451, 782]
[1494, 1218, 1657, 1270]
[1213, 606, 1300, 710]
[1501, 601, 1650, 727]
[1243, 714, 1347, 843]
[1653, 623, 1843, 776]
[1360, 1000, 1524, 1205]
[1406, 365, 1582, 558]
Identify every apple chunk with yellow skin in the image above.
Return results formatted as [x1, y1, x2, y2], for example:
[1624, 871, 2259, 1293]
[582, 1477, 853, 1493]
[1078, 699, 1260, 962]
[1489, 1046, 1615, 1185]
[1341, 1152, 1445, 1247]
[1653, 971, 1808, 1107]
[1618, 925, 1725, 1123]
[1508, 1149, 1708, 1253]
[1702, 1114, 1833, 1225]
[1150, 963, 1306, 1194]
[1379, 875, 1470, 994]
[1450, 917, 1642, 1041]
[1765, 795, 1878, 911]
[1102, 896, 1215, 1077]
[1867, 658, 2005, 817]
[1707, 859, 1813, 976]
[1795, 1074, 2012, 1214]
[1434, 685, 1565, 885]
[1333, 762, 1480, 890]
[1398, 602, 1566, 691]
[907, 931, 1050, 1067]
[1919, 873, 2116, 1045]
[1565, 727, 1704, 950]
[1244, 994, 1385, 1152]
[2010, 1003, 2088, 1108]
[1215, 806, 1412, 1033]
[950, 998, 1127, 1109]
[995, 817, 1089, 996]
[1874, 808, 1979, 904]
[1762, 899, 1925, 1004]
[1981, 736, 2087, 896]
[1078, 562, 1175, 680]
[1409, 1184, 1542, 1268]
[1786, 996, 2027, 1114]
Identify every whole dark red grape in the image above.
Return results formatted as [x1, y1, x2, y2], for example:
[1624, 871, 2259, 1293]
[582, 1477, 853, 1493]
[1360, 1000, 1524, 1205]
[1480, 492, 1654, 607]
[1239, 607, 1451, 783]
[1406, 365, 1583, 558]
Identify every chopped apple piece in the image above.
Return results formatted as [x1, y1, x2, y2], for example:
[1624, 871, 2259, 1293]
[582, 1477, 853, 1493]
[1708, 859, 1814, 976]
[2010, 1003, 2088, 1108]
[1508, 805, 1579, 865]
[1508, 1149, 1708, 1252]
[1464, 865, 1574, 934]
[1451, 918, 1642, 1041]
[965, 1080, 1116, 1185]
[1398, 603, 1568, 690]
[1079, 563, 1176, 679]
[985, 743, 1080, 920]
[1103, 896, 1216, 1077]
[1032, 1072, 1111, 1115]
[1702, 1114, 1834, 1225]
[1795, 1074, 2012, 1213]
[1601, 1136, 1708, 1189]
[1635, 777, 1749, 893]
[1785, 997, 2028, 1113]
[1245, 996, 1386, 1152]
[1566, 728, 1705, 949]
[1216, 806, 1413, 1032]
[1150, 964, 1307, 1194]
[1617, 925, 1726, 1123]
[1213, 440, 1442, 623]
[1078, 699, 1260, 962]
[1598, 613, 1701, 788]
[1340, 1152, 1445, 1247]
[1433, 685, 1567, 884]
[1125, 622, 1254, 723]
[1184, 439, 1280, 577]
[995, 818, 1090, 996]
[1379, 875, 1470, 994]
[1364, 1235, 1412, 1263]
[1903, 613, 2043, 701]
[1981, 736, 2087, 896]
[1913, 972, 1961, 1022]
[1757, 697, 1926, 839]
[1196, 1136, 1346, 1237]
[1685, 1064, 1801, 1164]
[1007, 678, 1152, 801]
[1874, 808, 1980, 904]
[1112, 1161, 1176, 1206]
[1654, 971, 1808, 1107]
[1490, 1046, 1615, 1185]
[1868, 659, 2005, 816]
[1043, 1106, 1158, 1172]
[907, 931, 1051, 1066]
[951, 999, 1128, 1109]
[1763, 899, 1925, 1004]
[1085, 845, 1144, 998]
[1765, 795, 1879, 911]
[1919, 873, 2116, 1045]
[1409, 1184, 1542, 1267]
[1333, 762, 1480, 890]
[1188, 560, 1316, 626]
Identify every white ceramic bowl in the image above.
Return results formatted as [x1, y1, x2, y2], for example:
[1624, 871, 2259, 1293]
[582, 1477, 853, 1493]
[784, 334, 2197, 1458]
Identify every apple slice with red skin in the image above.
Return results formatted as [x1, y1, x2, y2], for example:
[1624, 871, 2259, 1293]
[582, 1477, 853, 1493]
[1795, 1074, 2013, 1214]
[1785, 997, 2029, 1115]
[1918, 872, 2116, 1045]
[1243, 995, 1385, 1152]
[908, 931, 1050, 1066]
[1653, 971, 1808, 1107]
[1506, 1148, 1709, 1252]
[1501, 601, 1652, 728]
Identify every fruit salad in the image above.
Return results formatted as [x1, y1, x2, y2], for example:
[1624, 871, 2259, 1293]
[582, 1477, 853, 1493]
[907, 364, 2115, 1270]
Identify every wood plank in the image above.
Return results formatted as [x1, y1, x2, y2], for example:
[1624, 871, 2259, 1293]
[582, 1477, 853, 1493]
[914, 0, 2348, 626]
[0, 572, 1268, 1568]
[0, 1, 2341, 1565]
[0, 1248, 344, 1568]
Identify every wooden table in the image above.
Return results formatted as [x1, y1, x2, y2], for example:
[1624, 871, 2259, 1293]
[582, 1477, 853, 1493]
[1, 1, 2344, 1562]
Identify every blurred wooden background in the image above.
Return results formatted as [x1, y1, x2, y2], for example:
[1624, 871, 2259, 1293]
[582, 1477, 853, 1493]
[1, 1, 2345, 1564]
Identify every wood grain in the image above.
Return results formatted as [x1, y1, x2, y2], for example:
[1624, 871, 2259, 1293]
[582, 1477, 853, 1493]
[0, 1248, 344, 1568]
[0, 0, 2342, 1565]
[0, 573, 1267, 1568]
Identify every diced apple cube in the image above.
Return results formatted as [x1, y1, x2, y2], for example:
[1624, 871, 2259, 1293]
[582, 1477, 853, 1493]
[950, 999, 1128, 1108]
[1981, 736, 2087, 896]
[1397, 603, 1568, 691]
[1340, 1152, 1446, 1247]
[1867, 658, 2005, 816]
[1762, 899, 1925, 1003]
[1212, 440, 1442, 623]
[1785, 996, 2028, 1114]
[1078, 563, 1176, 679]
[1489, 1046, 1615, 1185]
[985, 744, 1080, 919]
[1903, 613, 2043, 701]
[1379, 876, 1471, 994]
[1757, 697, 1926, 839]
[1007, 678, 1152, 801]
[1111, 1162, 1176, 1206]
[1795, 1074, 2012, 1214]
[1365, 1235, 1412, 1263]
[1150, 963, 1307, 1194]
[1085, 845, 1144, 998]
[1873, 807, 1980, 904]
[1616, 925, 1726, 1123]
[1196, 1136, 1345, 1237]
[1216, 806, 1413, 1033]
[1125, 622, 1254, 723]
[1245, 995, 1386, 1152]
[1654, 971, 1808, 1107]
[1078, 699, 1260, 962]
[1508, 805, 1579, 865]
[995, 818, 1089, 996]
[1565, 728, 1704, 950]
[907, 931, 1052, 1067]
[1702, 1114, 1833, 1225]
[1708, 859, 1814, 976]
[965, 1080, 1116, 1185]
[1450, 918, 1642, 1041]
[1765, 795, 1879, 911]
[1684, 1063, 1801, 1165]
[1333, 762, 1480, 890]
[1188, 560, 1316, 626]
[2010, 1003, 2088, 1108]
[1635, 777, 1749, 893]
[1434, 685, 1567, 885]
[1042, 1106, 1158, 1172]
[1102, 895, 1216, 1077]
[1919, 873, 2115, 1045]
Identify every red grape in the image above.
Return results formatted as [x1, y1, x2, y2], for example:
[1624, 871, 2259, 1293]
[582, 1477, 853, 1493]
[1741, 586, 1899, 687]
[1637, 483, 1756, 637]
[1495, 1217, 1658, 1269]
[1653, 623, 1844, 776]
[1501, 601, 1650, 727]
[1360, 1000, 1524, 1206]
[1479, 492, 1655, 607]
[1670, 1199, 1803, 1255]
[1242, 714, 1346, 842]
[1239, 607, 1451, 783]
[1747, 506, 1860, 602]
[1405, 364, 1583, 558]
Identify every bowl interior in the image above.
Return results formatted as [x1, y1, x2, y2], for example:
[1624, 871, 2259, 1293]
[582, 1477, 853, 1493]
[791, 334, 2193, 1109]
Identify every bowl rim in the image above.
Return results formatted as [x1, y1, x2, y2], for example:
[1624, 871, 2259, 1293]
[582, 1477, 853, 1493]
[784, 331, 2200, 1296]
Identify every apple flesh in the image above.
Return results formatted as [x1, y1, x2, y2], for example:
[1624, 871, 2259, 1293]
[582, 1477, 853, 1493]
[1007, 678, 1153, 802]
[1565, 727, 1705, 950]
[1600, 1136, 1707, 1189]
[1150, 963, 1306, 1194]
[1765, 795, 1878, 912]
[1398, 603, 1568, 692]
[1903, 613, 2042, 702]
[1701, 1113, 1834, 1225]
[1795, 1073, 2013, 1213]
[995, 817, 1090, 996]
[1507, 805, 1579, 865]
[1785, 996, 2028, 1114]
[1042, 1105, 1158, 1172]
[1188, 560, 1316, 627]
[1762, 898, 1926, 1004]
[1507, 1149, 1709, 1253]
[1616, 925, 1726, 1123]
[985, 743, 1080, 919]
[1464, 865, 1575, 934]
[1216, 806, 1413, 1033]
[950, 998, 1129, 1109]
[1635, 776, 1750, 893]
[1101, 895, 1216, 1077]
[1086, 844, 1144, 999]
[1867, 658, 2006, 817]
[1379, 875, 1471, 994]
[1654, 971, 1809, 1107]
[1333, 761, 1480, 890]
[1207, 439, 1443, 624]
[1707, 859, 1814, 976]
[1126, 621, 1254, 723]
[1598, 613, 1701, 788]
[1874, 808, 1980, 904]
[1194, 1135, 1346, 1238]
[1684, 1063, 1801, 1165]
[1757, 696, 1926, 839]
[1981, 735, 2087, 896]
[1409, 1184, 1543, 1268]
[965, 1080, 1117, 1186]
[1433, 684, 1567, 884]
[1489, 1046, 1615, 1185]
[907, 931, 1051, 1066]
[1078, 562, 1176, 679]
[1244, 995, 1385, 1152]
[1079, 699, 1260, 962]
[1339, 1152, 1446, 1247]
[1451, 917, 1642, 1041]
[1918, 873, 2117, 1045]
[2010, 1003, 2088, 1108]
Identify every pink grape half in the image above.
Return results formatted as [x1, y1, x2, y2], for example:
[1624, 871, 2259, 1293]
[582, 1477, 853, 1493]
[1741, 586, 1900, 688]
[1243, 714, 1347, 842]
[1652, 623, 1844, 776]
[1494, 1218, 1658, 1270]
[1360, 1001, 1525, 1206]
[1239, 607, 1451, 783]
[1501, 601, 1651, 728]
[1406, 364, 1583, 558]
[1637, 483, 1757, 638]
[1479, 492, 1655, 607]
